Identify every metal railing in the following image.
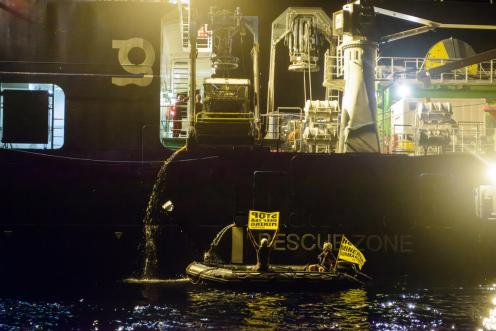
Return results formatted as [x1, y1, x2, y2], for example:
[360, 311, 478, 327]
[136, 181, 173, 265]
[376, 56, 496, 83]
[389, 121, 496, 155]
[160, 104, 189, 139]
[179, 3, 212, 52]
[263, 107, 304, 152]
[195, 111, 255, 122]
[160, 105, 256, 140]
[325, 54, 496, 84]
[390, 124, 415, 154]
[452, 121, 485, 153]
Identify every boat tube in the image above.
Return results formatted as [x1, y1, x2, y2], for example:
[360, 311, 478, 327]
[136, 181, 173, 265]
[186, 262, 366, 290]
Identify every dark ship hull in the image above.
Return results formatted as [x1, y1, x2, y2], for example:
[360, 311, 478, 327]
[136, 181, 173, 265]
[2, 147, 495, 285]
[0, 0, 171, 286]
[152, 149, 496, 282]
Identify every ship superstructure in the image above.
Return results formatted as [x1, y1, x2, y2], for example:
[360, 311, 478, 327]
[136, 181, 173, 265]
[159, 0, 496, 158]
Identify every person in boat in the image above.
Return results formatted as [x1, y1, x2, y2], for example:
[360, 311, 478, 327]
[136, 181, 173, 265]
[247, 230, 278, 272]
[305, 241, 336, 272]
[318, 242, 336, 271]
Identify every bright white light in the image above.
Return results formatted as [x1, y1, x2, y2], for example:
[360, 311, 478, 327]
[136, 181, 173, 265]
[162, 200, 174, 212]
[488, 165, 496, 183]
[483, 307, 496, 330]
[397, 84, 411, 98]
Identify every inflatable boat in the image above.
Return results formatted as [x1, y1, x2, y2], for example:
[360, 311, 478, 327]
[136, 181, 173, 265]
[186, 262, 366, 290]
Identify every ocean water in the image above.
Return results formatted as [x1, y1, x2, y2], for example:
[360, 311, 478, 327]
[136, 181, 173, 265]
[1, 281, 496, 330]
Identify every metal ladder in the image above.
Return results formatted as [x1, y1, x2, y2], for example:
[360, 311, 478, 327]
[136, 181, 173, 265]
[179, 2, 190, 50]
[171, 61, 190, 97]
[326, 88, 341, 104]
[178, 2, 212, 52]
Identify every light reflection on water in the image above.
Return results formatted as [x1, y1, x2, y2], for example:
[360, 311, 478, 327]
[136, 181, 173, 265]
[482, 294, 496, 331]
[241, 293, 287, 329]
[1, 284, 496, 330]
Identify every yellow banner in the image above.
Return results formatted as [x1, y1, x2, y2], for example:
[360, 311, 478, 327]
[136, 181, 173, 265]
[248, 210, 279, 230]
[337, 235, 366, 270]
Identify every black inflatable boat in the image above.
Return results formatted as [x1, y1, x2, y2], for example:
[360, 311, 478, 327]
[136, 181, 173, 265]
[186, 262, 365, 290]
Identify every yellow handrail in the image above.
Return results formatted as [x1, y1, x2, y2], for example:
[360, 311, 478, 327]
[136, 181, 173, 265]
[195, 111, 255, 122]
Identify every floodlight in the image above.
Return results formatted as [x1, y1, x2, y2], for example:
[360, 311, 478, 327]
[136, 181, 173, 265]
[396, 84, 411, 98]
[487, 165, 496, 183]
[162, 200, 174, 212]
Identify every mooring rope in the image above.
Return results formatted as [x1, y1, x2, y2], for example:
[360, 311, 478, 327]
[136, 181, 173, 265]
[188, 264, 219, 285]
[1, 148, 219, 164]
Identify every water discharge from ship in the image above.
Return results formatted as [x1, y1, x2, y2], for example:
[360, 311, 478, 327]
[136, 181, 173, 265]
[142, 146, 187, 279]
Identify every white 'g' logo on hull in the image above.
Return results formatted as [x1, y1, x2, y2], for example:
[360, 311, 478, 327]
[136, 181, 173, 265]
[112, 38, 155, 87]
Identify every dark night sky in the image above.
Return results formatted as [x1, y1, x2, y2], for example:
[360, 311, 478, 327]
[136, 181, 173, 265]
[198, 0, 496, 110]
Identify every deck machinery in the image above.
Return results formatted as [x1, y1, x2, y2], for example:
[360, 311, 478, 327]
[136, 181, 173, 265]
[265, 7, 339, 153]
[415, 102, 456, 155]
[185, 0, 496, 152]
[189, 6, 260, 146]
[265, 2, 383, 153]
[184, 0, 495, 153]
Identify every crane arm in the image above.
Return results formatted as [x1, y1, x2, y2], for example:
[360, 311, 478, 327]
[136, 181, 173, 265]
[375, 6, 496, 44]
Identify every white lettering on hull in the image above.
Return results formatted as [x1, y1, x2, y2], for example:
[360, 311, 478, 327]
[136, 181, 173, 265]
[258, 233, 414, 253]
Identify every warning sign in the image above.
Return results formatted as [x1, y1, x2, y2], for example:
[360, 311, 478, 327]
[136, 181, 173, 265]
[248, 210, 279, 230]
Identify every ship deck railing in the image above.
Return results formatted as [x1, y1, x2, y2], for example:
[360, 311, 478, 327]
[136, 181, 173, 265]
[195, 111, 256, 122]
[262, 107, 305, 152]
[160, 105, 189, 150]
[389, 121, 495, 155]
[325, 54, 496, 86]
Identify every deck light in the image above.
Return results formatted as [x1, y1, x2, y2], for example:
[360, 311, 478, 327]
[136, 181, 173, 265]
[488, 165, 496, 183]
[396, 84, 411, 98]
[162, 200, 174, 212]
